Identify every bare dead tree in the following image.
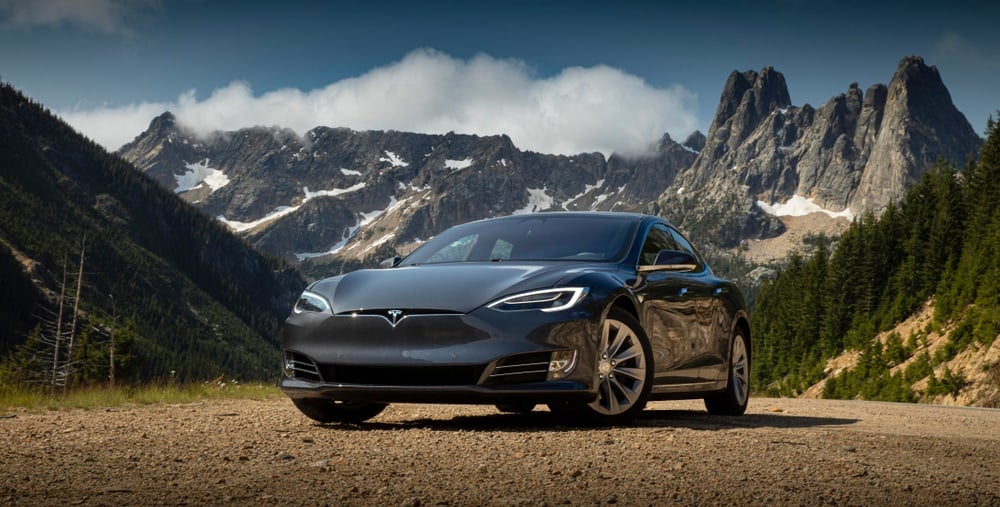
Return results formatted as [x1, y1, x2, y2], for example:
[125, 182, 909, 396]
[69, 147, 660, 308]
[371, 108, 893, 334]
[108, 294, 116, 388]
[63, 236, 86, 395]
[50, 255, 68, 396]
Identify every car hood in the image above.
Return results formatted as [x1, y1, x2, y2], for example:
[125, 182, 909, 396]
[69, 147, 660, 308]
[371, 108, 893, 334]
[310, 262, 608, 314]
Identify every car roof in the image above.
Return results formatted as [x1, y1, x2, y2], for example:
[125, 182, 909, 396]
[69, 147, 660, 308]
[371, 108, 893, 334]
[483, 211, 674, 228]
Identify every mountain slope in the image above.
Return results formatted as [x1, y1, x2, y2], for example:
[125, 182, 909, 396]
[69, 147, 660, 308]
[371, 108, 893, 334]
[119, 115, 699, 268]
[657, 56, 981, 247]
[0, 82, 305, 382]
[751, 119, 1000, 406]
[119, 56, 980, 271]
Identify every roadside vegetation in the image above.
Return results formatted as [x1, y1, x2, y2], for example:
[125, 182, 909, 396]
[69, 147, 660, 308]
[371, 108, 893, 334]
[751, 117, 1000, 404]
[0, 380, 281, 411]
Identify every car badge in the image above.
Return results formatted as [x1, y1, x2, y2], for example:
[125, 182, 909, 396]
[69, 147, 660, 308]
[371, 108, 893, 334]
[386, 309, 405, 327]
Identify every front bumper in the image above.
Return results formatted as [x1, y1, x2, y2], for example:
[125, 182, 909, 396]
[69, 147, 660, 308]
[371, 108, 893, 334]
[279, 378, 595, 404]
[278, 305, 601, 405]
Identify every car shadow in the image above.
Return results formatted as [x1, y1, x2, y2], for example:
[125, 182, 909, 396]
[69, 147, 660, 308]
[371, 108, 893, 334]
[317, 408, 858, 433]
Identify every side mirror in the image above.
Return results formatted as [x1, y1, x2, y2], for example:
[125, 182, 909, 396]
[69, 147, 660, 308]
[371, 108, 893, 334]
[379, 256, 402, 269]
[638, 250, 698, 273]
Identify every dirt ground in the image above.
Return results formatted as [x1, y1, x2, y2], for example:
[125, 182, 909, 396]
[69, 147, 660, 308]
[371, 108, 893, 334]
[1, 397, 998, 506]
[741, 213, 850, 264]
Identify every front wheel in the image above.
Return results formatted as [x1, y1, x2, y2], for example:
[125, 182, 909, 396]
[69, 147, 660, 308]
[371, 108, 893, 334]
[291, 398, 388, 424]
[581, 307, 653, 422]
[704, 328, 750, 415]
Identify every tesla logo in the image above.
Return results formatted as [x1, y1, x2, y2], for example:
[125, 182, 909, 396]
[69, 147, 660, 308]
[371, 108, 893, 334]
[386, 309, 405, 327]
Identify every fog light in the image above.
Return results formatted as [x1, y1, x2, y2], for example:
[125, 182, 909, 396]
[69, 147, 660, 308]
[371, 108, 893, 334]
[547, 350, 578, 379]
[282, 353, 295, 377]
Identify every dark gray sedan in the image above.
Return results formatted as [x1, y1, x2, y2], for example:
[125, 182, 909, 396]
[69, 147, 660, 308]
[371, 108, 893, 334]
[279, 212, 750, 423]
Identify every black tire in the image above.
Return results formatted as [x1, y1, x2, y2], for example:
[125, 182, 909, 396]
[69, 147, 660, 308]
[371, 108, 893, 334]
[705, 328, 750, 416]
[495, 402, 536, 414]
[291, 398, 388, 424]
[580, 306, 654, 422]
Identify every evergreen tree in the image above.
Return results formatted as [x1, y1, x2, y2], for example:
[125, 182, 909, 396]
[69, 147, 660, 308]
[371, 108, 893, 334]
[753, 114, 1000, 403]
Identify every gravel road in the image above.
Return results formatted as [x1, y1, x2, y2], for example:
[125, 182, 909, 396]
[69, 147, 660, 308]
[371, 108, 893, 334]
[1, 397, 998, 506]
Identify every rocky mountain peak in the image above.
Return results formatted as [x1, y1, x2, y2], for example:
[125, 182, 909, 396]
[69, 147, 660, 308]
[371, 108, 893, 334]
[751, 66, 792, 120]
[148, 111, 178, 131]
[700, 66, 792, 168]
[119, 118, 693, 267]
[657, 55, 980, 248]
[683, 131, 706, 152]
[116, 56, 980, 265]
[712, 67, 791, 140]
[854, 56, 981, 211]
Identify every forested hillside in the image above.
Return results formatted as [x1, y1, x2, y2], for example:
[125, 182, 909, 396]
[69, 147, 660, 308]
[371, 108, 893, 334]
[0, 82, 306, 387]
[752, 117, 1000, 405]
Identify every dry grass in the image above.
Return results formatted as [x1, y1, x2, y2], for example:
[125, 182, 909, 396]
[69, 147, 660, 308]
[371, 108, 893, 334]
[0, 381, 282, 412]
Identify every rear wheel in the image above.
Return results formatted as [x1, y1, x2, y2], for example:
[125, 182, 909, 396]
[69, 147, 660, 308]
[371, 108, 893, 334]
[582, 307, 653, 422]
[704, 328, 750, 415]
[291, 398, 388, 424]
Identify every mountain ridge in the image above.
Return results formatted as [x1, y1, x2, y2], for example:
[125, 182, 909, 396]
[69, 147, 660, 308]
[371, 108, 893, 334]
[656, 55, 981, 247]
[120, 114, 697, 266]
[0, 82, 306, 382]
[119, 55, 981, 273]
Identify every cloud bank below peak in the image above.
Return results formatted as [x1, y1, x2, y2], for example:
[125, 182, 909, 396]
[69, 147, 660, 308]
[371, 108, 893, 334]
[60, 49, 699, 156]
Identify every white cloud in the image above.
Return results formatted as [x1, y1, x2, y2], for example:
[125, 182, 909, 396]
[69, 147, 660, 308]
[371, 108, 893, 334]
[58, 48, 699, 156]
[0, 0, 155, 34]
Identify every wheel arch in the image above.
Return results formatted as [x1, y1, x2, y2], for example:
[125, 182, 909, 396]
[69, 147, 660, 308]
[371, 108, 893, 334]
[610, 293, 640, 322]
[733, 311, 752, 362]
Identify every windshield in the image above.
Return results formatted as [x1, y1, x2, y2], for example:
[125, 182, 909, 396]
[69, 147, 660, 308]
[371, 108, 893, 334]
[401, 214, 639, 265]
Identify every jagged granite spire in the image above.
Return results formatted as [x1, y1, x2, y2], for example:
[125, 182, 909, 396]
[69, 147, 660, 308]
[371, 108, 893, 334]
[854, 55, 981, 211]
[656, 56, 980, 247]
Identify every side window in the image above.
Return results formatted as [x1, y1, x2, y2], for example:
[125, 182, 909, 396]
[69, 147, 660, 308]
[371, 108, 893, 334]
[489, 239, 513, 261]
[667, 228, 705, 271]
[639, 224, 681, 266]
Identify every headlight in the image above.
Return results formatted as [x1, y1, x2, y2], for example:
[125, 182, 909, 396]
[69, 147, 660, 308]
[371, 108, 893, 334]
[487, 287, 588, 313]
[293, 290, 331, 314]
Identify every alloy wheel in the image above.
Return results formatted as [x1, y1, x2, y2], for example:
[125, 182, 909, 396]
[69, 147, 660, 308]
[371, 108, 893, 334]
[589, 317, 648, 416]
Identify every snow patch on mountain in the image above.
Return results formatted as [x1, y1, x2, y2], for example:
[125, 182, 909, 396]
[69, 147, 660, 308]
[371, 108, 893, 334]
[445, 158, 474, 170]
[361, 233, 396, 255]
[303, 183, 366, 199]
[219, 183, 366, 233]
[756, 194, 854, 220]
[514, 188, 555, 214]
[175, 159, 230, 193]
[563, 179, 606, 209]
[379, 151, 409, 167]
[296, 197, 404, 260]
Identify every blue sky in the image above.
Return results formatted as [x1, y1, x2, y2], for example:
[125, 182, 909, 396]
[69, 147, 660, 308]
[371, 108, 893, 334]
[1, 0, 997, 154]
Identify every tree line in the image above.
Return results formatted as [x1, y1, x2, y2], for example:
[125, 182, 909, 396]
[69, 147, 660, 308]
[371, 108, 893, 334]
[752, 116, 1000, 402]
[0, 81, 306, 389]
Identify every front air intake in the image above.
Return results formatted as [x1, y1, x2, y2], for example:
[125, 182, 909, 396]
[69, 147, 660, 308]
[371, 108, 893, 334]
[485, 352, 552, 384]
[283, 351, 322, 382]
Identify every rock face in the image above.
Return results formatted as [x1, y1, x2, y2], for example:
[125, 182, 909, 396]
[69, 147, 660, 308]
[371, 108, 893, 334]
[119, 56, 981, 265]
[119, 117, 695, 266]
[854, 57, 982, 211]
[657, 56, 981, 246]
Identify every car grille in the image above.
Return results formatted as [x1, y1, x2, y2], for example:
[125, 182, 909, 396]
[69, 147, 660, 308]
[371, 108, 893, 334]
[285, 351, 322, 382]
[318, 364, 486, 386]
[485, 352, 551, 384]
[287, 352, 555, 386]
